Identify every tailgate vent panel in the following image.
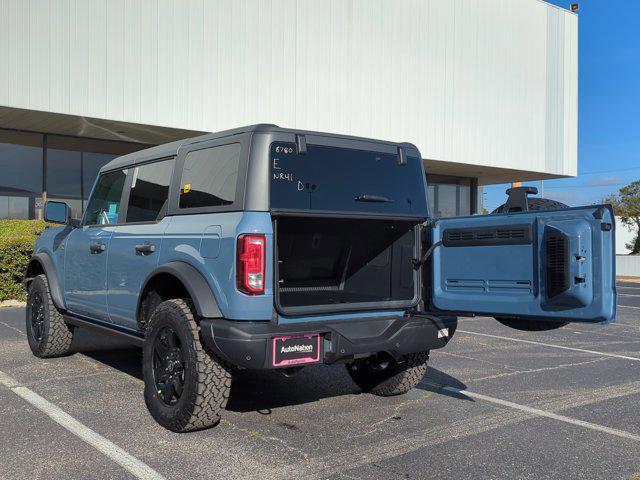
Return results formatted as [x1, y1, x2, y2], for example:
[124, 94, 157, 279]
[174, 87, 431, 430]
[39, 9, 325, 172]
[443, 225, 532, 247]
[545, 228, 570, 298]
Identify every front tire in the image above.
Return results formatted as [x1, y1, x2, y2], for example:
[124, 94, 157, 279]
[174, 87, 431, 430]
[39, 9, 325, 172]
[346, 352, 429, 396]
[26, 274, 74, 358]
[142, 299, 232, 432]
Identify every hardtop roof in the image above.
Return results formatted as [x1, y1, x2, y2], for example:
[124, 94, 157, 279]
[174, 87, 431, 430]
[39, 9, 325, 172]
[99, 123, 419, 172]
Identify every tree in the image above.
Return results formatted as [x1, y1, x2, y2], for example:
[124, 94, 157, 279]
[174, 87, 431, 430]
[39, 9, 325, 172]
[603, 180, 640, 254]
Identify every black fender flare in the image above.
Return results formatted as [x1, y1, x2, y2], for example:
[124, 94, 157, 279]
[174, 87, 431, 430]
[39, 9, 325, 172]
[25, 253, 66, 310]
[138, 261, 223, 319]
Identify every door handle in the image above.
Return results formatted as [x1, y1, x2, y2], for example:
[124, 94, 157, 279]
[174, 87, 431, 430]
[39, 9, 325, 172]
[135, 243, 156, 255]
[89, 242, 106, 254]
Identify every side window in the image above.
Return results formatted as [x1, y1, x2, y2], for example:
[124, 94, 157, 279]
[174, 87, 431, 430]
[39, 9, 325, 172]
[84, 169, 128, 225]
[179, 143, 240, 209]
[125, 158, 174, 223]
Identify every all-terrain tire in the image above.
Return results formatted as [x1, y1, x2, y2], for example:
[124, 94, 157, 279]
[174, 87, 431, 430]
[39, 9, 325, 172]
[492, 196, 570, 332]
[26, 274, 74, 358]
[346, 352, 429, 397]
[142, 299, 232, 432]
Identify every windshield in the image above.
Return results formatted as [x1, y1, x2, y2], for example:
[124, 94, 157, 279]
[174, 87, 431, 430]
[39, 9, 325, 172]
[269, 142, 428, 217]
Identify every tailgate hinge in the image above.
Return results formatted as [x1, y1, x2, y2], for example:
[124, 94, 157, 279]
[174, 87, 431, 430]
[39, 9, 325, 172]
[412, 241, 443, 270]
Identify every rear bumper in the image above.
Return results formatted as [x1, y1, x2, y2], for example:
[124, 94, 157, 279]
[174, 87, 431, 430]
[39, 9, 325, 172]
[199, 314, 457, 370]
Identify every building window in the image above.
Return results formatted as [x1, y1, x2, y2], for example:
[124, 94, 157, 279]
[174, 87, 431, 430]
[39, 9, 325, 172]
[46, 135, 140, 219]
[83, 152, 117, 199]
[0, 130, 44, 219]
[46, 145, 86, 219]
[427, 175, 474, 217]
[46, 148, 82, 199]
[0, 129, 148, 220]
[0, 131, 43, 194]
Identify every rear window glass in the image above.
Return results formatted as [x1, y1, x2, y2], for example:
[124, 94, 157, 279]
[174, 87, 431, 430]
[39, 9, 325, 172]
[179, 143, 240, 209]
[270, 142, 427, 216]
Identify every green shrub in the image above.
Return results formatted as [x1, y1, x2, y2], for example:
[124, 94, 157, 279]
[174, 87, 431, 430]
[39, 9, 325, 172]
[0, 219, 51, 302]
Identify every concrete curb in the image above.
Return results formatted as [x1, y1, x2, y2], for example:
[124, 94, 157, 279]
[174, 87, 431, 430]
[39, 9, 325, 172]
[617, 276, 640, 283]
[0, 300, 27, 308]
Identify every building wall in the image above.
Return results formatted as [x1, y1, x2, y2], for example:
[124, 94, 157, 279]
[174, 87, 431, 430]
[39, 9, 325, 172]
[616, 218, 636, 255]
[616, 256, 640, 278]
[0, 0, 577, 179]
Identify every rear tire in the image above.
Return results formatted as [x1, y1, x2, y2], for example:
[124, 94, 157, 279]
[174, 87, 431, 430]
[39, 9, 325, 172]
[346, 352, 429, 396]
[492, 196, 569, 332]
[26, 274, 74, 358]
[142, 299, 232, 432]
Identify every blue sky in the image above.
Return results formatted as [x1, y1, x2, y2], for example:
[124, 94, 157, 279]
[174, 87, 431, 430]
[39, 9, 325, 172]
[482, 0, 640, 212]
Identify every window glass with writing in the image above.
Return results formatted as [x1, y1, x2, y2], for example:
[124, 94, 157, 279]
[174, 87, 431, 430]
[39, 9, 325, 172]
[269, 142, 427, 216]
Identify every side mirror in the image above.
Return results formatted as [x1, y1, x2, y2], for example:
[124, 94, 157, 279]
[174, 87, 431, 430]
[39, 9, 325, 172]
[44, 201, 70, 224]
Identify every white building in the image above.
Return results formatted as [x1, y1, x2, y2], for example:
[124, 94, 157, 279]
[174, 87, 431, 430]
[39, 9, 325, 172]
[0, 0, 578, 219]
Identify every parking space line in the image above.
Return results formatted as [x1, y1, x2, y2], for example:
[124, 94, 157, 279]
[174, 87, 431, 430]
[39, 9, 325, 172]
[457, 330, 640, 361]
[620, 305, 640, 310]
[0, 370, 166, 480]
[423, 381, 640, 443]
[619, 293, 640, 297]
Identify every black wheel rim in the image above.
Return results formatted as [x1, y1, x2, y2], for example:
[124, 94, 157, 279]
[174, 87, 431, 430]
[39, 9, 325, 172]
[30, 292, 45, 343]
[152, 327, 185, 406]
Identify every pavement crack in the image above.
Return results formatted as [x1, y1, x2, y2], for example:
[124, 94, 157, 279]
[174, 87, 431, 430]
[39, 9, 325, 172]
[220, 418, 311, 462]
[356, 392, 434, 438]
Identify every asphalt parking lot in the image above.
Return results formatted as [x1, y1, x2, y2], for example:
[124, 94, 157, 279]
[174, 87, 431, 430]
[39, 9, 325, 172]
[1, 282, 639, 480]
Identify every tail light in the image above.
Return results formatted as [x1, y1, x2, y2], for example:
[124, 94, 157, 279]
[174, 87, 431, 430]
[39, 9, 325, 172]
[237, 234, 266, 295]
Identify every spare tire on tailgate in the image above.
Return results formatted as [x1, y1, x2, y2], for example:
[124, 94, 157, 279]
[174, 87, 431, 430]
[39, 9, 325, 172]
[491, 197, 568, 214]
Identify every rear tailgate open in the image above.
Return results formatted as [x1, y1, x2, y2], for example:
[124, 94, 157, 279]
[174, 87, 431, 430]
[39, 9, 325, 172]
[274, 216, 421, 315]
[269, 139, 429, 316]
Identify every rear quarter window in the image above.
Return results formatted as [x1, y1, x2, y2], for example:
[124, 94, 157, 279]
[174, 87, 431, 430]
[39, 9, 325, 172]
[270, 142, 427, 217]
[179, 143, 241, 209]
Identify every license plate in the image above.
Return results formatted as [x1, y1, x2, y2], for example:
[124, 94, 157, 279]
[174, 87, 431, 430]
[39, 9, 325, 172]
[272, 334, 321, 367]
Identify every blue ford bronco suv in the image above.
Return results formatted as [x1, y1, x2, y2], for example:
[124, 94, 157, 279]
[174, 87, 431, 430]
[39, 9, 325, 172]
[24, 125, 616, 432]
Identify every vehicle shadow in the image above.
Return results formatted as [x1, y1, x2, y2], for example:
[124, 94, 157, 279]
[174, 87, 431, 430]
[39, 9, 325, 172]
[71, 327, 358, 410]
[418, 367, 473, 402]
[71, 328, 143, 380]
[71, 327, 472, 411]
[226, 364, 359, 413]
